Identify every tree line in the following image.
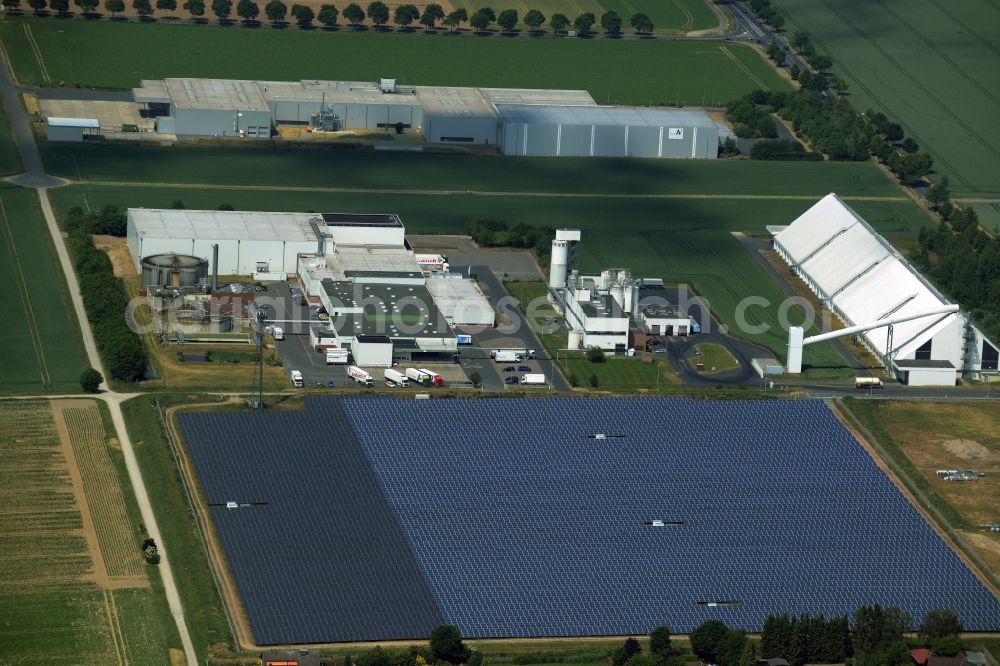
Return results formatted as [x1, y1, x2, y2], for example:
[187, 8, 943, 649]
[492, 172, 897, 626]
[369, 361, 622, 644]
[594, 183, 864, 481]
[466, 218, 555, 266]
[3, 0, 656, 33]
[64, 206, 149, 383]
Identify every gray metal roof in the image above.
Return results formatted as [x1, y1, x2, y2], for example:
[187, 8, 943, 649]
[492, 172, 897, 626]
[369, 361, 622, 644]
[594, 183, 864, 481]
[321, 280, 454, 338]
[497, 104, 718, 127]
[893, 359, 956, 369]
[46, 117, 100, 128]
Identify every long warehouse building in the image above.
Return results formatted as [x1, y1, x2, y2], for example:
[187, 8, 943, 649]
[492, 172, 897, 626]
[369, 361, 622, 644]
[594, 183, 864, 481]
[131, 77, 727, 158]
[774, 194, 999, 385]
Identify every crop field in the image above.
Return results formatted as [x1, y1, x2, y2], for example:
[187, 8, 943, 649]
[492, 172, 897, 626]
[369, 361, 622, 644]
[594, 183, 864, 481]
[0, 98, 21, 176]
[0, 185, 87, 393]
[769, 0, 1000, 199]
[841, 399, 1000, 586]
[46, 147, 928, 372]
[0, 399, 179, 664]
[0, 17, 786, 105]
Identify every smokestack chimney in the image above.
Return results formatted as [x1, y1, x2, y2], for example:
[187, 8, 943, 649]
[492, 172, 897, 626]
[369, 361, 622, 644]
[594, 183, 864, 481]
[211, 243, 219, 292]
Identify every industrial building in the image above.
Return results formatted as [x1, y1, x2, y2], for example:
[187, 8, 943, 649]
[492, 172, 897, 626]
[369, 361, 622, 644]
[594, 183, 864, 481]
[498, 106, 719, 158]
[127, 207, 493, 365]
[546, 229, 698, 351]
[774, 194, 999, 385]
[130, 77, 728, 158]
[45, 116, 100, 142]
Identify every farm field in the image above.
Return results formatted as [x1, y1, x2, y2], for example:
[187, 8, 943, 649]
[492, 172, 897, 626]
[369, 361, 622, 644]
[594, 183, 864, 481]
[841, 399, 1000, 587]
[50, 151, 930, 376]
[0, 98, 21, 176]
[0, 399, 181, 664]
[0, 17, 786, 104]
[0, 185, 87, 393]
[769, 0, 1000, 198]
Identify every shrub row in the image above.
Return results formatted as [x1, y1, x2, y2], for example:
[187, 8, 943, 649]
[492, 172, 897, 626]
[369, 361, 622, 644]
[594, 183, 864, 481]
[65, 206, 148, 382]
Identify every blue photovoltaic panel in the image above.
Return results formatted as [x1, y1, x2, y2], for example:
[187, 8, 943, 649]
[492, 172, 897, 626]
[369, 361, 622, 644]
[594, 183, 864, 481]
[180, 396, 1000, 645]
[179, 400, 445, 645]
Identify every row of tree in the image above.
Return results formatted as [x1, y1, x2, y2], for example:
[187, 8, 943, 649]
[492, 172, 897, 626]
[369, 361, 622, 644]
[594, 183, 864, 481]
[690, 605, 966, 666]
[466, 218, 555, 265]
[64, 206, 149, 382]
[4, 0, 656, 32]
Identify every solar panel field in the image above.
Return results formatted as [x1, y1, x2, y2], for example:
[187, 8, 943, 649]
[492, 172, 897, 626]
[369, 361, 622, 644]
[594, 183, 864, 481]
[179, 396, 1000, 646]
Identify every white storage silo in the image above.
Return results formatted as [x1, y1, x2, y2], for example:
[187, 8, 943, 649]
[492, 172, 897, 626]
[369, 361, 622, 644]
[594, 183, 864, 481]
[549, 239, 569, 288]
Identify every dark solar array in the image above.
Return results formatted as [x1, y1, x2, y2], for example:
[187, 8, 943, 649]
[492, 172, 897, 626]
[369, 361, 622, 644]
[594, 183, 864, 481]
[179, 400, 445, 645]
[339, 396, 1000, 637]
[180, 396, 1000, 645]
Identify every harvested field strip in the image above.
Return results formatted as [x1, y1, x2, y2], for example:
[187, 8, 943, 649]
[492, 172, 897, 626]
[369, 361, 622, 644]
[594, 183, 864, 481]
[72, 179, 906, 201]
[22, 23, 50, 83]
[62, 403, 148, 585]
[718, 44, 767, 89]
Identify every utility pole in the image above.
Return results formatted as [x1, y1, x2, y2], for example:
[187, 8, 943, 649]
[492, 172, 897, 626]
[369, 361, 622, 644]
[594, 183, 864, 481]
[249, 309, 265, 409]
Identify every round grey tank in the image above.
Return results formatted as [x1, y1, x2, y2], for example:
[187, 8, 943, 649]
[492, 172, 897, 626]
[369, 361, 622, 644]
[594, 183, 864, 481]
[141, 254, 209, 288]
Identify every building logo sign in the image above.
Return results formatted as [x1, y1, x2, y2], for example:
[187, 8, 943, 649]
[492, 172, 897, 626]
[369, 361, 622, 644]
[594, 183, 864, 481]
[668, 128, 684, 140]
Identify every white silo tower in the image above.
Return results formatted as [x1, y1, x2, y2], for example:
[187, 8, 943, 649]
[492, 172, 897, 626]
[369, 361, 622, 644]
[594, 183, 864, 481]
[549, 239, 569, 288]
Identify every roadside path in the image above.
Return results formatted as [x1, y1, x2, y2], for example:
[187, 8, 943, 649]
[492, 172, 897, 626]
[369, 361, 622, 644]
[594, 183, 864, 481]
[0, 43, 199, 666]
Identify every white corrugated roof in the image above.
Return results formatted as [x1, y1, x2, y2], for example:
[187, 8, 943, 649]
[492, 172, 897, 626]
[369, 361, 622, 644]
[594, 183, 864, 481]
[497, 104, 717, 127]
[129, 209, 319, 242]
[775, 194, 962, 360]
[46, 117, 100, 128]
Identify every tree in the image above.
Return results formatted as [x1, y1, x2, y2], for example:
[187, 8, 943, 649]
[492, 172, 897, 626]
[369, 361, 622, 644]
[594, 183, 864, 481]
[549, 11, 568, 32]
[3, 0, 23, 9]
[716, 630, 748, 666]
[920, 609, 963, 642]
[217, 203, 235, 211]
[774, 49, 786, 66]
[156, 0, 176, 10]
[469, 6, 494, 31]
[600, 10, 621, 35]
[523, 8, 544, 30]
[852, 605, 911, 657]
[50, 0, 69, 15]
[132, 0, 154, 15]
[469, 371, 482, 386]
[738, 640, 757, 666]
[105, 0, 124, 14]
[80, 368, 103, 393]
[343, 2, 363, 24]
[573, 11, 595, 34]
[211, 0, 231, 20]
[808, 53, 833, 72]
[649, 626, 672, 657]
[442, 7, 465, 29]
[588, 372, 599, 387]
[419, 3, 442, 28]
[293, 4, 312, 26]
[142, 537, 161, 564]
[769, 13, 784, 30]
[263, 0, 284, 22]
[931, 636, 963, 657]
[183, 0, 204, 18]
[366, 0, 388, 25]
[586, 345, 606, 363]
[791, 30, 810, 51]
[28, 0, 47, 14]
[789, 63, 800, 79]
[630, 12, 652, 33]
[497, 8, 517, 31]
[317, 3, 336, 25]
[891, 152, 934, 183]
[74, 0, 99, 12]
[236, 0, 257, 19]
[926, 177, 951, 211]
[393, 3, 418, 26]
[429, 625, 469, 665]
[691, 620, 729, 663]
[721, 135, 739, 156]
[900, 137, 919, 153]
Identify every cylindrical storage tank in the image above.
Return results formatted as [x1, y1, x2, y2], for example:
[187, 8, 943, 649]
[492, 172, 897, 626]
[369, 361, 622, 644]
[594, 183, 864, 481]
[549, 240, 568, 288]
[610, 284, 625, 310]
[141, 254, 209, 289]
[567, 329, 582, 350]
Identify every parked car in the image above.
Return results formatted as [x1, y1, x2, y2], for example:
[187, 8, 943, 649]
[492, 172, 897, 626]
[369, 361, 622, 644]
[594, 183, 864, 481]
[254, 285, 267, 292]
[327, 380, 336, 387]
[517, 365, 531, 372]
[318, 313, 330, 321]
[505, 376, 520, 385]
[503, 366, 516, 372]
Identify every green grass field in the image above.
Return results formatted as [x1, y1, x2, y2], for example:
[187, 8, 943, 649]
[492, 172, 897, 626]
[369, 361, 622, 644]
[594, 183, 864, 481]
[121, 395, 233, 662]
[0, 17, 786, 105]
[46, 148, 929, 370]
[0, 185, 87, 392]
[0, 97, 22, 176]
[692, 342, 738, 373]
[769, 0, 1000, 199]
